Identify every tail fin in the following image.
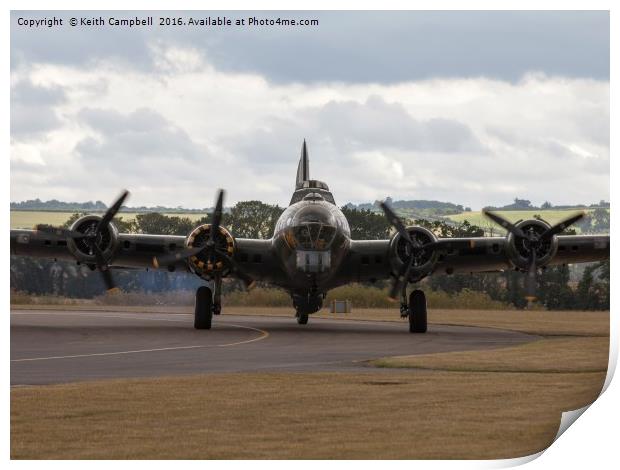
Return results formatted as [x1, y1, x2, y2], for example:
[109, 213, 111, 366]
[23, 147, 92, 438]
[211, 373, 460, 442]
[295, 139, 310, 189]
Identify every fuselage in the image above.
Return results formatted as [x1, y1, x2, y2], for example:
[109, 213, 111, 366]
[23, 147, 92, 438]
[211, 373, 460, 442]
[271, 180, 351, 296]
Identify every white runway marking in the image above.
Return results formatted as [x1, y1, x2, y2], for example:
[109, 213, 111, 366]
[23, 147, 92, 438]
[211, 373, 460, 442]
[10, 311, 270, 362]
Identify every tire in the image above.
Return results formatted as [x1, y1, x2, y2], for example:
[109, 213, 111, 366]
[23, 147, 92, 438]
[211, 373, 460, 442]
[194, 286, 213, 330]
[408, 289, 427, 333]
[296, 312, 309, 325]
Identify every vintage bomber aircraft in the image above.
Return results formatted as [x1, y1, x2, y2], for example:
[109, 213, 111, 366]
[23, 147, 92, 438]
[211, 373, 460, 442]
[11, 141, 610, 332]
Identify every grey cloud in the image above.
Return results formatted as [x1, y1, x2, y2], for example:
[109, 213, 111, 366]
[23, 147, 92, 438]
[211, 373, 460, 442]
[486, 126, 608, 164]
[11, 80, 67, 138]
[78, 107, 168, 135]
[46, 107, 218, 205]
[75, 107, 202, 161]
[8, 10, 610, 209]
[574, 106, 610, 147]
[317, 96, 484, 153]
[12, 79, 66, 105]
[221, 120, 310, 170]
[11, 105, 61, 138]
[11, 11, 609, 83]
[224, 96, 484, 171]
[11, 12, 153, 71]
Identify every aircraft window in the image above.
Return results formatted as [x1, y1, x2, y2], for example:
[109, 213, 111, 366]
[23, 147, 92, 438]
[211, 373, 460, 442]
[290, 223, 336, 250]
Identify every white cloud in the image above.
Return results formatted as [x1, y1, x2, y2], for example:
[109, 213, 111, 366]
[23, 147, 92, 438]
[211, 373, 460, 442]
[10, 45, 609, 210]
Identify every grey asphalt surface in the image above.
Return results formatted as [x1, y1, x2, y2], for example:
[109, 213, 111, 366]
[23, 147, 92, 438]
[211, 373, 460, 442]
[11, 309, 537, 385]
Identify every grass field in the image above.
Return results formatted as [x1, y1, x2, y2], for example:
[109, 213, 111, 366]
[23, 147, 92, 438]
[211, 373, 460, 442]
[372, 337, 608, 373]
[11, 370, 605, 459]
[10, 211, 209, 229]
[445, 209, 599, 231]
[10, 306, 609, 459]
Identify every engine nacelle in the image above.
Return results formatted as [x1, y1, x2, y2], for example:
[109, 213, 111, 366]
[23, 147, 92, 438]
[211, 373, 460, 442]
[185, 224, 236, 279]
[506, 219, 558, 270]
[389, 226, 439, 281]
[67, 215, 119, 264]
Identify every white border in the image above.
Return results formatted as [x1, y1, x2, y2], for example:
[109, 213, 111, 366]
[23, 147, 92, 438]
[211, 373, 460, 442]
[4, 1, 616, 468]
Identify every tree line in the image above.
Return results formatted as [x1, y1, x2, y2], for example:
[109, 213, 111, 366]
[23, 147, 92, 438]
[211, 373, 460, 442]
[484, 197, 610, 211]
[10, 202, 609, 310]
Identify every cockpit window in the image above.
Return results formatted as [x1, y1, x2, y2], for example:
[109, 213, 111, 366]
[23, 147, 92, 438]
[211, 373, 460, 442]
[289, 223, 337, 250]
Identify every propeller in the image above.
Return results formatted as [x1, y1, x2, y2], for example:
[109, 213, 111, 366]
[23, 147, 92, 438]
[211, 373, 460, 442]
[380, 201, 440, 301]
[35, 190, 130, 292]
[152, 189, 255, 290]
[483, 210, 585, 301]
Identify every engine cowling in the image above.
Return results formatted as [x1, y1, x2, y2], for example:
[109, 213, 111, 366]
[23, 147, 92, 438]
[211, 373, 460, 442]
[505, 219, 558, 270]
[185, 224, 236, 279]
[67, 215, 119, 264]
[389, 226, 439, 281]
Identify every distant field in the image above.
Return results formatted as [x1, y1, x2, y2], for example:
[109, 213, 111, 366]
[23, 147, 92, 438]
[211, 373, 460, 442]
[445, 209, 600, 232]
[11, 208, 608, 232]
[10, 211, 208, 229]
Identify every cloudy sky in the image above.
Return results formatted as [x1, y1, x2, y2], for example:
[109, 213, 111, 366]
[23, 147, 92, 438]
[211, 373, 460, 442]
[10, 10, 609, 209]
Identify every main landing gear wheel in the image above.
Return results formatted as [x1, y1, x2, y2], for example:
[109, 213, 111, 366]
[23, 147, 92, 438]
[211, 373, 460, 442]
[408, 289, 427, 334]
[296, 312, 309, 325]
[194, 286, 213, 330]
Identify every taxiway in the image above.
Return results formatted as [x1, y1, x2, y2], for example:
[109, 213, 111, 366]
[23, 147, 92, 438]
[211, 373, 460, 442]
[11, 309, 537, 385]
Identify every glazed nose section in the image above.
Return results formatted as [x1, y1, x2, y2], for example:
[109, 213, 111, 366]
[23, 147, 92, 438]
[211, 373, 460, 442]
[296, 250, 331, 273]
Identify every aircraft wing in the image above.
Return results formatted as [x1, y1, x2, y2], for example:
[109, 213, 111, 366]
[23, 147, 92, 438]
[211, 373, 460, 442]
[433, 234, 609, 274]
[342, 234, 610, 283]
[10, 229, 284, 283]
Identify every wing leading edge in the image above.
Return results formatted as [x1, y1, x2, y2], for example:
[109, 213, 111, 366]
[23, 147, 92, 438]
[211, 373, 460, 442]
[339, 234, 609, 284]
[10, 229, 284, 283]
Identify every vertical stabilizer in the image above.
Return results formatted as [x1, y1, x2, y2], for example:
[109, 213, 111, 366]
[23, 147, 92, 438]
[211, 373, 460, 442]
[296, 139, 310, 189]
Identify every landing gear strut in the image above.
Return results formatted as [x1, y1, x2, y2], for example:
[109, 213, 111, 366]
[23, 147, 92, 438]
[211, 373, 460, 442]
[296, 311, 309, 325]
[292, 294, 322, 326]
[212, 275, 222, 316]
[194, 285, 213, 329]
[400, 287, 409, 318]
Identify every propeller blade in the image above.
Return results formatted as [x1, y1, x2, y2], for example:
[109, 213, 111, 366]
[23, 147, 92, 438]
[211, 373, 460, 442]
[388, 257, 414, 301]
[482, 210, 526, 239]
[93, 244, 116, 291]
[214, 248, 255, 289]
[525, 249, 537, 302]
[210, 189, 225, 243]
[92, 243, 106, 268]
[100, 268, 116, 292]
[98, 190, 130, 231]
[540, 211, 586, 240]
[35, 225, 87, 240]
[153, 245, 205, 268]
[388, 279, 402, 302]
[379, 201, 419, 248]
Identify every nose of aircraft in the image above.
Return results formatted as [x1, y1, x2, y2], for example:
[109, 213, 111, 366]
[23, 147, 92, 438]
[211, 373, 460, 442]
[290, 204, 338, 251]
[293, 201, 336, 226]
